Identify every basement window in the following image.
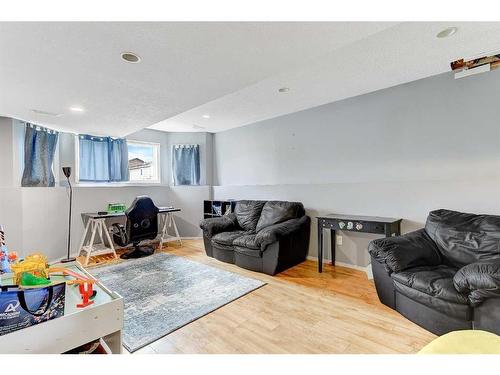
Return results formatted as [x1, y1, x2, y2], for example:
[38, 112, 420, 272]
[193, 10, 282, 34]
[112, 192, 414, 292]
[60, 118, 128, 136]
[127, 140, 161, 183]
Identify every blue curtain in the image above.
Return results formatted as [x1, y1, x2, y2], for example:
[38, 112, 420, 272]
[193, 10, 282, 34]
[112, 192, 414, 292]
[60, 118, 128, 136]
[172, 144, 200, 186]
[21, 123, 59, 187]
[79, 135, 129, 182]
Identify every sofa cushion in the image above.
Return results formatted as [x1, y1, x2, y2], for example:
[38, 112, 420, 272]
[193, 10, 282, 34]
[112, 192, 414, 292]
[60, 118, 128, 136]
[234, 246, 262, 258]
[392, 265, 468, 305]
[425, 209, 500, 268]
[233, 234, 260, 250]
[394, 282, 472, 321]
[211, 230, 248, 246]
[234, 200, 266, 232]
[255, 201, 305, 232]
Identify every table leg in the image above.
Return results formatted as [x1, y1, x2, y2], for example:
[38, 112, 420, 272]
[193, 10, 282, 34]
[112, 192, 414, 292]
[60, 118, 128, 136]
[102, 220, 117, 259]
[170, 214, 182, 246]
[159, 214, 169, 249]
[330, 229, 336, 266]
[317, 221, 323, 273]
[97, 220, 105, 245]
[102, 330, 123, 354]
[78, 219, 91, 257]
[85, 220, 97, 266]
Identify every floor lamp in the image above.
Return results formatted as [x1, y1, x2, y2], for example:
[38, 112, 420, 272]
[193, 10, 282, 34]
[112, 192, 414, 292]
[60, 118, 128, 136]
[61, 166, 76, 263]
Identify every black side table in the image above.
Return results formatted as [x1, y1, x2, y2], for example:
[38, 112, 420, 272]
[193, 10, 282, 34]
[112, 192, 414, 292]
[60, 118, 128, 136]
[316, 214, 402, 273]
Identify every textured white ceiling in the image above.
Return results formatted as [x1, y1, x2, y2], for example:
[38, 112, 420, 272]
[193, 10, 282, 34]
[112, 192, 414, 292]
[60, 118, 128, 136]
[0, 22, 393, 136]
[150, 22, 500, 132]
[1, 22, 499, 136]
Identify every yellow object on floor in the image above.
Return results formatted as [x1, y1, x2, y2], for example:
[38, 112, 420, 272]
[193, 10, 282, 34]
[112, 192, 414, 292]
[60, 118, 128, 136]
[418, 330, 500, 354]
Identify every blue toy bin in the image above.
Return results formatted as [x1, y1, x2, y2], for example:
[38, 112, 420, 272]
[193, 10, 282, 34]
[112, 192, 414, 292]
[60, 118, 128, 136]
[0, 283, 65, 336]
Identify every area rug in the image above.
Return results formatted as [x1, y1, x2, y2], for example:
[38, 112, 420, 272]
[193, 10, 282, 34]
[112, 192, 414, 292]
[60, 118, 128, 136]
[89, 252, 266, 352]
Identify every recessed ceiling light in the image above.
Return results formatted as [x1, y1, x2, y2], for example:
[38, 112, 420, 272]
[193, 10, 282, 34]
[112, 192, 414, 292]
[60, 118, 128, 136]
[192, 125, 206, 130]
[69, 106, 85, 113]
[278, 87, 290, 93]
[437, 27, 458, 39]
[121, 52, 141, 63]
[32, 109, 62, 117]
[202, 114, 211, 119]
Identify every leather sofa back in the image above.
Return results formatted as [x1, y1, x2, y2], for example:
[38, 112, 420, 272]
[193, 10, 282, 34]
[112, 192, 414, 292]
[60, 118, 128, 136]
[425, 209, 500, 268]
[256, 201, 305, 232]
[234, 200, 266, 232]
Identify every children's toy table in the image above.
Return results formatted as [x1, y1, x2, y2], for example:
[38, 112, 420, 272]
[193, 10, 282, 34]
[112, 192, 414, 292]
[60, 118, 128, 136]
[0, 261, 124, 354]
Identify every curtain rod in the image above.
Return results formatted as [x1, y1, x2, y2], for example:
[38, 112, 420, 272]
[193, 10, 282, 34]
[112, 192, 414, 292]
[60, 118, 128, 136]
[27, 122, 58, 134]
[173, 144, 199, 148]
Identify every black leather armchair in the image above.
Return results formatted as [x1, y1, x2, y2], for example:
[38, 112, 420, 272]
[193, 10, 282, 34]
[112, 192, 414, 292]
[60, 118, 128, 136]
[200, 200, 311, 275]
[112, 196, 159, 259]
[369, 209, 500, 336]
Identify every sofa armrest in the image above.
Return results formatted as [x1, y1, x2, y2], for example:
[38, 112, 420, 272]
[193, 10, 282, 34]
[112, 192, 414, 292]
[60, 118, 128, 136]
[453, 259, 500, 306]
[199, 213, 238, 238]
[368, 229, 441, 274]
[255, 216, 310, 250]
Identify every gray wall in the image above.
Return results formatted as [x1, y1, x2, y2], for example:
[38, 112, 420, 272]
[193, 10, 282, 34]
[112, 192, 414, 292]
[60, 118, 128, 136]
[213, 70, 500, 267]
[0, 120, 207, 261]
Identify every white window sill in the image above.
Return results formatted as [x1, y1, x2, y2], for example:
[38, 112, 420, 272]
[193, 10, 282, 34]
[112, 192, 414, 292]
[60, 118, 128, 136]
[73, 182, 168, 188]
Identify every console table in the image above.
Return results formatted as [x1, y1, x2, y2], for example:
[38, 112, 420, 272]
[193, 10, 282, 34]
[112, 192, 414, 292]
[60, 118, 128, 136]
[316, 214, 402, 273]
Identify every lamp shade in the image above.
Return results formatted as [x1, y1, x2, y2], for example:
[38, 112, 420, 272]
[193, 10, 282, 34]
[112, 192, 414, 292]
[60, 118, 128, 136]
[62, 166, 72, 178]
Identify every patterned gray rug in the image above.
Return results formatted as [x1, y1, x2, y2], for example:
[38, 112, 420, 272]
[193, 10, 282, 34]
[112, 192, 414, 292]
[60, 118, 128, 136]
[89, 252, 265, 352]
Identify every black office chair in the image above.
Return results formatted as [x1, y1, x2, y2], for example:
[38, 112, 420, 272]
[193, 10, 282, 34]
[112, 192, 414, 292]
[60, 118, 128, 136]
[111, 196, 159, 259]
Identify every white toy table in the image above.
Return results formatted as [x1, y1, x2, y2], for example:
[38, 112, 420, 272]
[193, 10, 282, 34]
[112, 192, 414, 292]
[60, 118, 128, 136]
[0, 262, 124, 354]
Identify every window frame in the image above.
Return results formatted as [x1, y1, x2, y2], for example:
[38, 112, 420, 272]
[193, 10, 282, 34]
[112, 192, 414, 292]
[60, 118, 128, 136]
[74, 136, 162, 186]
[125, 139, 161, 184]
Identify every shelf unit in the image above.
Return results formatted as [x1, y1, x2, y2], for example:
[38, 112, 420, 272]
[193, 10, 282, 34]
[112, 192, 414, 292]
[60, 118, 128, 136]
[203, 200, 237, 219]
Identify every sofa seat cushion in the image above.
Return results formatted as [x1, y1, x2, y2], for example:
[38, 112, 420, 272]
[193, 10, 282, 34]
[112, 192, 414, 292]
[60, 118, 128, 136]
[392, 265, 468, 305]
[233, 234, 260, 250]
[234, 246, 262, 258]
[234, 200, 266, 232]
[211, 231, 248, 247]
[255, 201, 305, 232]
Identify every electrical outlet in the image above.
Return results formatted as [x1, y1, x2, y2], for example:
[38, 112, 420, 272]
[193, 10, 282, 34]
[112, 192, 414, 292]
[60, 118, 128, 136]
[336, 235, 343, 246]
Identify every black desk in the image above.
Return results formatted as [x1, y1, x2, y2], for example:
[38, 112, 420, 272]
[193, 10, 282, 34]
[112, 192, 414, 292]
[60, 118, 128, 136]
[316, 214, 402, 273]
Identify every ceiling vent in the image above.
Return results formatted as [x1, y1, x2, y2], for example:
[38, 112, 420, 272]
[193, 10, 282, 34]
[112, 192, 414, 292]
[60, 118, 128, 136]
[32, 109, 62, 117]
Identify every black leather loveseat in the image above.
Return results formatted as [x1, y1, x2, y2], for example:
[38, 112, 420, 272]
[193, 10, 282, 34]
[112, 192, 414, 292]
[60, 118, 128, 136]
[200, 200, 310, 275]
[369, 209, 500, 336]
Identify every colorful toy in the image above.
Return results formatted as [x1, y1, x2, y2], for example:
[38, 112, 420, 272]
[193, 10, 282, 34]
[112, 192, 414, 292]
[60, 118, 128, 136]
[0, 225, 16, 274]
[107, 203, 126, 214]
[20, 272, 51, 286]
[48, 267, 96, 307]
[10, 253, 49, 284]
[9, 252, 97, 308]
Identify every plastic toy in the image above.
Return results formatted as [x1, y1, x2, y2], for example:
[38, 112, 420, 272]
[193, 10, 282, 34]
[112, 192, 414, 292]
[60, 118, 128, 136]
[7, 251, 18, 262]
[0, 225, 16, 274]
[20, 272, 51, 286]
[10, 253, 49, 284]
[9, 252, 97, 308]
[107, 203, 126, 214]
[48, 267, 96, 307]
